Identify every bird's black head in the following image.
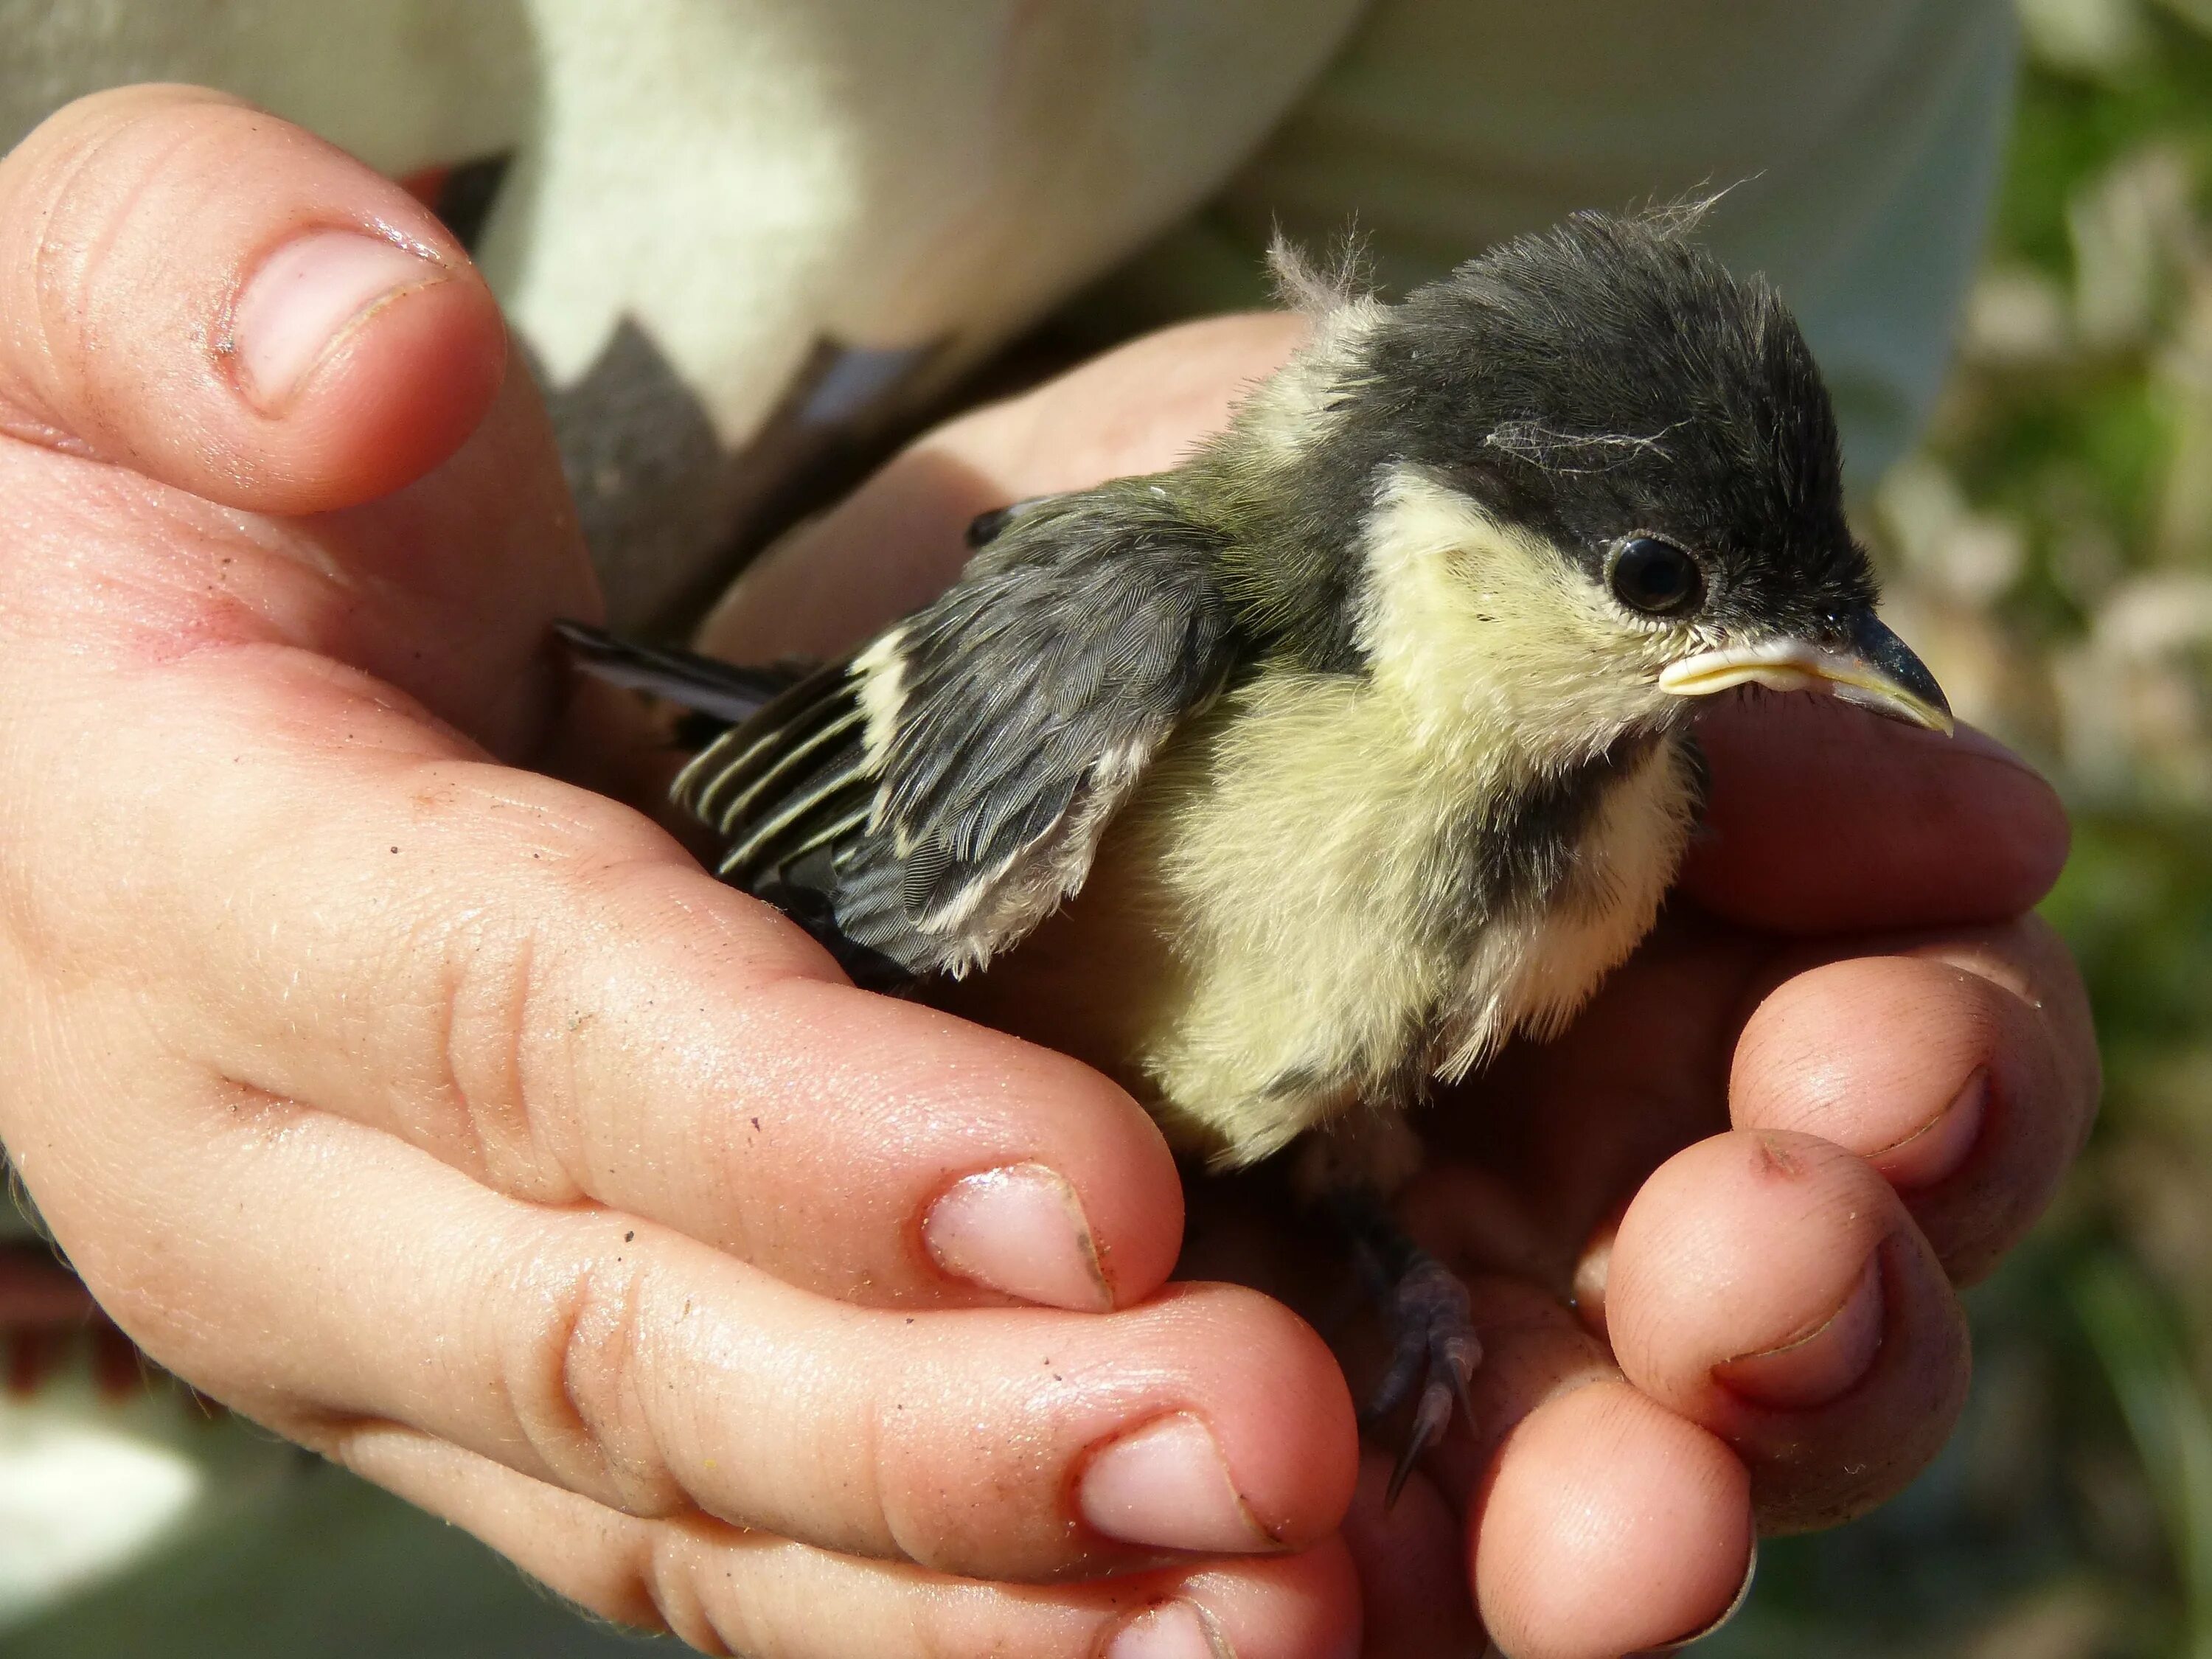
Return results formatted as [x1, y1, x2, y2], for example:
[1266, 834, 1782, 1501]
[1379, 211, 1862, 638]
[1230, 210, 1950, 751]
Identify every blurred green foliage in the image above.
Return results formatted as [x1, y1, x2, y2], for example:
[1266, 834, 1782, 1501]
[1713, 4, 2212, 1653]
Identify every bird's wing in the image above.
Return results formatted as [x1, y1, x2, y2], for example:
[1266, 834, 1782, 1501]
[676, 480, 1236, 981]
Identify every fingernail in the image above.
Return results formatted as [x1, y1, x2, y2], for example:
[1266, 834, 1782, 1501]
[1079, 1413, 1276, 1554]
[1106, 1600, 1233, 1659]
[1713, 1251, 1885, 1410]
[229, 229, 445, 411]
[1871, 1069, 1987, 1190]
[922, 1163, 1111, 1312]
[1645, 1539, 1759, 1652]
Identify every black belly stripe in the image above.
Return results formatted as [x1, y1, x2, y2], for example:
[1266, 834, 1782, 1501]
[1250, 732, 1669, 1111]
[1461, 729, 1664, 925]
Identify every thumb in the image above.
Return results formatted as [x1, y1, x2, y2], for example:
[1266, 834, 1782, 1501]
[0, 83, 504, 514]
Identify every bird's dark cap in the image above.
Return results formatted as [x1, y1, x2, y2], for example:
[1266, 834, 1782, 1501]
[1356, 209, 1873, 641]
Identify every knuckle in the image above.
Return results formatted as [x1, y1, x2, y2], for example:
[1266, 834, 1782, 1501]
[431, 895, 577, 1200]
[642, 1528, 745, 1657]
[508, 1245, 686, 1519]
[393, 776, 687, 1203]
[5, 91, 227, 389]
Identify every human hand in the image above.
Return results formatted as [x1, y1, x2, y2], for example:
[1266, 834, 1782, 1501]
[0, 86, 1372, 1658]
[704, 313, 2097, 1657]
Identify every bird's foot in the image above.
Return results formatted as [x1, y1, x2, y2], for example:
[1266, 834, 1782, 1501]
[1362, 1248, 1481, 1508]
[1315, 1180, 1482, 1506]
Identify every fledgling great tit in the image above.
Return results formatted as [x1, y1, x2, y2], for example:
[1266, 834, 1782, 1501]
[560, 208, 1952, 1482]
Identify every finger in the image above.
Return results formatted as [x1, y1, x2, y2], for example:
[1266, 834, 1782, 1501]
[1471, 1380, 1754, 1659]
[1680, 697, 2070, 932]
[43, 1086, 1356, 1583]
[0, 200, 590, 764]
[0, 84, 503, 512]
[1604, 1130, 1972, 1533]
[1237, 1178, 1760, 1656]
[11, 634, 1184, 1312]
[1339, 1451, 1484, 1658]
[1433, 892, 2096, 1298]
[1355, 1255, 1750, 1659]
[1731, 917, 2098, 1283]
[341, 1425, 1364, 1659]
[698, 311, 1310, 662]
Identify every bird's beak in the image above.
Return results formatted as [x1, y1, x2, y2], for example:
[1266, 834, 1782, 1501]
[1657, 610, 1955, 734]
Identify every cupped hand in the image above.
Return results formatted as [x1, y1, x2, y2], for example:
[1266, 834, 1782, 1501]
[704, 310, 2098, 1657]
[0, 87, 1368, 1659]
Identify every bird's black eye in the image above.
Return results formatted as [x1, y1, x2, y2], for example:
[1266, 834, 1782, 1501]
[1608, 536, 1703, 616]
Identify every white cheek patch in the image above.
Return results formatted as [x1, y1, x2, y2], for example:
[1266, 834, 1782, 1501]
[1352, 467, 1677, 764]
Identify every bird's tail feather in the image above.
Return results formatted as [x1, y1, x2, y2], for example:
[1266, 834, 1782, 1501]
[554, 619, 801, 728]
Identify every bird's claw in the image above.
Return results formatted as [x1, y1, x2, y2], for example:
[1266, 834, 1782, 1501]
[1362, 1251, 1482, 1509]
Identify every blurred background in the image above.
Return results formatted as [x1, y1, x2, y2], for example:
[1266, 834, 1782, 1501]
[1710, 1, 2212, 1653]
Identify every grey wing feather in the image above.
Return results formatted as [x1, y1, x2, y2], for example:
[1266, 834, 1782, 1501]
[673, 480, 1236, 981]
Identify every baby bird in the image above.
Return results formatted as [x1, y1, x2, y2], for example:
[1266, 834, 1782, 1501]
[560, 209, 1950, 1489]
